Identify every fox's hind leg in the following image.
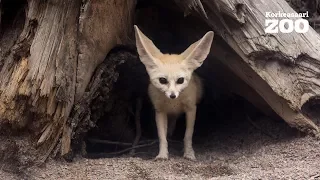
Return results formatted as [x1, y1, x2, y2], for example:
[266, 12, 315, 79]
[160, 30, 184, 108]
[155, 111, 169, 160]
[167, 114, 179, 137]
[183, 106, 196, 160]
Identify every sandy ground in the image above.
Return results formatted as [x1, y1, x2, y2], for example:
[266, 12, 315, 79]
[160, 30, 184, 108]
[1, 116, 320, 180]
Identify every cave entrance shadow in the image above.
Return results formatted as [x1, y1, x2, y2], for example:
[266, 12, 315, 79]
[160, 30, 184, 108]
[83, 0, 299, 160]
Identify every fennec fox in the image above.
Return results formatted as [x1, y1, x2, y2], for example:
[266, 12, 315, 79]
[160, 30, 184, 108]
[134, 25, 214, 160]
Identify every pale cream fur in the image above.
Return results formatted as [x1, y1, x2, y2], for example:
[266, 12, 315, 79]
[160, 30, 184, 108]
[134, 25, 213, 160]
[149, 73, 203, 114]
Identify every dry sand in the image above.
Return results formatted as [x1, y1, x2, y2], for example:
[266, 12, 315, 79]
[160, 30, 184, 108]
[1, 116, 320, 180]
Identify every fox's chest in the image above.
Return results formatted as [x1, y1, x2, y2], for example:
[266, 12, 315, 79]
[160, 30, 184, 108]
[156, 98, 184, 114]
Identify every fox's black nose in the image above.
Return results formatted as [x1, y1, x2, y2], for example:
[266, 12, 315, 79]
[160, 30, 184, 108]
[170, 94, 176, 99]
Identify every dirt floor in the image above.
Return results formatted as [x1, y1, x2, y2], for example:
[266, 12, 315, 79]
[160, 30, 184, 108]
[1, 115, 320, 180]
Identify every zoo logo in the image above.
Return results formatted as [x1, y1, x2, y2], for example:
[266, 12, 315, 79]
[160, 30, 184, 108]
[264, 11, 310, 34]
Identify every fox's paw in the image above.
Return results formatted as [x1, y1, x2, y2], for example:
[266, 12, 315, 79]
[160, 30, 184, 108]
[154, 153, 168, 161]
[183, 150, 196, 161]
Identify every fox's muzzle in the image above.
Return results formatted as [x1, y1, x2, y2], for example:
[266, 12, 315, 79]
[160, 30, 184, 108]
[170, 94, 176, 99]
[166, 91, 179, 99]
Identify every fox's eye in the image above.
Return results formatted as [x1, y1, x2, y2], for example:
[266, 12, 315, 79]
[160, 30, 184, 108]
[159, 77, 168, 84]
[176, 77, 184, 84]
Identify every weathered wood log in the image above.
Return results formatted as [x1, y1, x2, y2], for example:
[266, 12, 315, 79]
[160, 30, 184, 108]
[1, 0, 320, 163]
[174, 0, 320, 135]
[0, 0, 136, 161]
[68, 45, 149, 158]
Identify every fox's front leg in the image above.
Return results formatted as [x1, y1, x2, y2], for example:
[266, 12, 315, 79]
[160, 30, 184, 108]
[155, 111, 168, 160]
[184, 106, 197, 160]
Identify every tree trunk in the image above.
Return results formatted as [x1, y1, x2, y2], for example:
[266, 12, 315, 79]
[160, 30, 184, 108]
[0, 0, 136, 161]
[0, 0, 320, 163]
[174, 0, 320, 135]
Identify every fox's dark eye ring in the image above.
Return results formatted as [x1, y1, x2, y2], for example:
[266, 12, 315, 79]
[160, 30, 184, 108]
[177, 77, 184, 84]
[159, 77, 168, 84]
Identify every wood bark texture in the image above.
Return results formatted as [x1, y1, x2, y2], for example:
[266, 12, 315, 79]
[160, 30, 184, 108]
[0, 0, 136, 160]
[174, 0, 320, 135]
[1, 0, 320, 162]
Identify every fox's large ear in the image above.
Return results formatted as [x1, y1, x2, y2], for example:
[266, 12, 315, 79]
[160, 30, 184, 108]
[182, 31, 214, 70]
[134, 25, 162, 69]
